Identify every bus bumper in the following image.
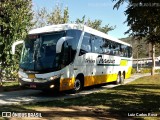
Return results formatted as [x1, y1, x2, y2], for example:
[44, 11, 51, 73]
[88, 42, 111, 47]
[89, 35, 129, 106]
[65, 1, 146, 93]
[19, 77, 60, 91]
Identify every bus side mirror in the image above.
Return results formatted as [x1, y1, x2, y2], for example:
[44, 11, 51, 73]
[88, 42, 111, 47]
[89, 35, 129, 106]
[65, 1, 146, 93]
[56, 37, 73, 53]
[12, 40, 24, 54]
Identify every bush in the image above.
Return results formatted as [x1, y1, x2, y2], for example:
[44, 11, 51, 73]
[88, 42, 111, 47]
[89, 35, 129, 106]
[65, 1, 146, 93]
[155, 69, 160, 73]
[131, 68, 137, 74]
[132, 68, 160, 74]
[140, 68, 151, 73]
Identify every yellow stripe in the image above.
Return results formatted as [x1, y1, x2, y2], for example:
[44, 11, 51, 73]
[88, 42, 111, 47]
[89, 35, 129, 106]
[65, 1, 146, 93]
[84, 74, 117, 87]
[59, 73, 118, 91]
[125, 67, 132, 79]
[120, 60, 128, 66]
[59, 67, 132, 91]
[60, 77, 75, 91]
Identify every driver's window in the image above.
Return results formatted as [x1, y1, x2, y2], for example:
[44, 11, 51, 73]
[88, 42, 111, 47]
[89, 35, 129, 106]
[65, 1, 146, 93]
[79, 33, 91, 56]
[60, 41, 70, 67]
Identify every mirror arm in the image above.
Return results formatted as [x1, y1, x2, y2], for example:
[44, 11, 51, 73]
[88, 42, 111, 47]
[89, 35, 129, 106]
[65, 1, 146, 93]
[12, 40, 24, 54]
[56, 37, 73, 53]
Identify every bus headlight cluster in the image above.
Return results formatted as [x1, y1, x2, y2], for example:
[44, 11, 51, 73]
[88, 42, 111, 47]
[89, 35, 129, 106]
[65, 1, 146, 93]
[49, 75, 58, 80]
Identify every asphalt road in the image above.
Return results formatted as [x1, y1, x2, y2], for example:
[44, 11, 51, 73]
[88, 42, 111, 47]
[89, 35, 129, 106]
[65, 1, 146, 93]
[0, 73, 151, 106]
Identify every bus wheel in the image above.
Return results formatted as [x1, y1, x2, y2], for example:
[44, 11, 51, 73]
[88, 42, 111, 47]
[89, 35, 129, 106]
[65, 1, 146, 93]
[73, 78, 82, 93]
[116, 73, 121, 84]
[120, 72, 125, 84]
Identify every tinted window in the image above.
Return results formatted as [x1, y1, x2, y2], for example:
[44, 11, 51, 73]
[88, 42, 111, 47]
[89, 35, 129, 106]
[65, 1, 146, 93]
[79, 32, 132, 58]
[79, 33, 91, 55]
[60, 29, 82, 67]
[127, 46, 132, 58]
[66, 29, 82, 50]
[92, 36, 104, 54]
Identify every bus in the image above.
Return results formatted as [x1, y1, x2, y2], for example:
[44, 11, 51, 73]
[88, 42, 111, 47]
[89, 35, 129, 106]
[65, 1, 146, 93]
[12, 24, 132, 92]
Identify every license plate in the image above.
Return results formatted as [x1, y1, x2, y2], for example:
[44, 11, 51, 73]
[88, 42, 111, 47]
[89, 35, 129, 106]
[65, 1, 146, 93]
[30, 84, 36, 88]
[28, 74, 35, 79]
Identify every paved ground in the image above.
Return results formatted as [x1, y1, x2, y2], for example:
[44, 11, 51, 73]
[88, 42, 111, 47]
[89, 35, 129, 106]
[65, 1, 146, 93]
[0, 73, 151, 106]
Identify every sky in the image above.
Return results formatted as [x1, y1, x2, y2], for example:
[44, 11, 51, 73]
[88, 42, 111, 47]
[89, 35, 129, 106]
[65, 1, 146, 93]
[32, 0, 129, 39]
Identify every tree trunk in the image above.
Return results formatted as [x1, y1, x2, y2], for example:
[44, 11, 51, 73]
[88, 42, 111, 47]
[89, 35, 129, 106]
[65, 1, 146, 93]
[0, 68, 3, 86]
[151, 42, 155, 76]
[149, 43, 152, 57]
[136, 51, 139, 72]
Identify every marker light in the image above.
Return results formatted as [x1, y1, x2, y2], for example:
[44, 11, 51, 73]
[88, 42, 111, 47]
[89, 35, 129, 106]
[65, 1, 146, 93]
[49, 75, 58, 80]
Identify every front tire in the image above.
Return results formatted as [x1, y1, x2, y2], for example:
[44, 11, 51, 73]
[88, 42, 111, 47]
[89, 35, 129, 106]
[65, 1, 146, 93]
[73, 78, 83, 93]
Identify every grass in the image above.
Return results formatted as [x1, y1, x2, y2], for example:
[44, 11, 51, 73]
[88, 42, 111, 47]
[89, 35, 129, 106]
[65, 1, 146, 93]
[0, 74, 160, 119]
[0, 81, 21, 92]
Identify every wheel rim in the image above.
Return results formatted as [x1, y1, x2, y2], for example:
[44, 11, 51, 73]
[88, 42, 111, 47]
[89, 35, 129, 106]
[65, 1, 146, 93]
[74, 79, 81, 91]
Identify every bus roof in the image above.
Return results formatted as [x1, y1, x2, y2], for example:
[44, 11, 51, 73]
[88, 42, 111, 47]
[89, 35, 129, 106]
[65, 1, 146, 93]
[29, 24, 131, 47]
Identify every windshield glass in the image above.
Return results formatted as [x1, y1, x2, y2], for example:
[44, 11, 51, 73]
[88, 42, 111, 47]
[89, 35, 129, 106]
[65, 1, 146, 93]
[20, 31, 65, 72]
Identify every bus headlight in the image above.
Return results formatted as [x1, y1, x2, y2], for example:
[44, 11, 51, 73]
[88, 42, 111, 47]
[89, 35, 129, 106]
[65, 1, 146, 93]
[18, 74, 22, 78]
[49, 75, 58, 81]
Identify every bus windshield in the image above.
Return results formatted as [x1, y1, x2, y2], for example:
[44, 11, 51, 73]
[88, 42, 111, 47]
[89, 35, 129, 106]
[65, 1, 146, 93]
[20, 31, 65, 72]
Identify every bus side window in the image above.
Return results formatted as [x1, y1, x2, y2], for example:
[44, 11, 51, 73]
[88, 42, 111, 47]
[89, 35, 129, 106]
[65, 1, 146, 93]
[128, 46, 132, 58]
[60, 40, 73, 67]
[61, 41, 69, 66]
[79, 33, 91, 56]
[101, 39, 110, 55]
[119, 44, 124, 57]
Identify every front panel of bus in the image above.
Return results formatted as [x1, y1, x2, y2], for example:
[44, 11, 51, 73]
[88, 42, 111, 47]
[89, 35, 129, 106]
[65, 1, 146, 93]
[18, 29, 82, 91]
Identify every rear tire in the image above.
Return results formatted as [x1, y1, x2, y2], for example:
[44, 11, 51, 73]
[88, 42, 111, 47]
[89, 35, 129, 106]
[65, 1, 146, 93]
[120, 72, 125, 84]
[116, 73, 121, 84]
[120, 73, 124, 84]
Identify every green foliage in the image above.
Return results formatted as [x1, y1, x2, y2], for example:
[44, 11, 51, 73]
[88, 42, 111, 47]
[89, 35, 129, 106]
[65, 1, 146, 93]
[140, 68, 151, 73]
[34, 5, 115, 33]
[113, 0, 160, 75]
[33, 7, 49, 28]
[48, 5, 69, 25]
[75, 16, 115, 34]
[0, 0, 33, 82]
[137, 68, 160, 74]
[155, 69, 160, 73]
[114, 0, 160, 43]
[1, 81, 20, 92]
[33, 5, 69, 28]
[131, 68, 160, 74]
[131, 68, 136, 74]
[121, 37, 160, 58]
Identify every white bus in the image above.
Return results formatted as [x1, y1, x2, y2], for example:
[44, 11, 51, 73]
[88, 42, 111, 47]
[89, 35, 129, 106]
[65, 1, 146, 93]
[13, 24, 132, 92]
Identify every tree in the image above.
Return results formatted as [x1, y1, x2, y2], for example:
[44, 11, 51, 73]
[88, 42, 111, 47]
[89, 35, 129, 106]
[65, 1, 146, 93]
[113, 0, 160, 75]
[76, 16, 115, 34]
[33, 5, 69, 28]
[0, 0, 33, 84]
[33, 7, 49, 28]
[34, 7, 114, 34]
